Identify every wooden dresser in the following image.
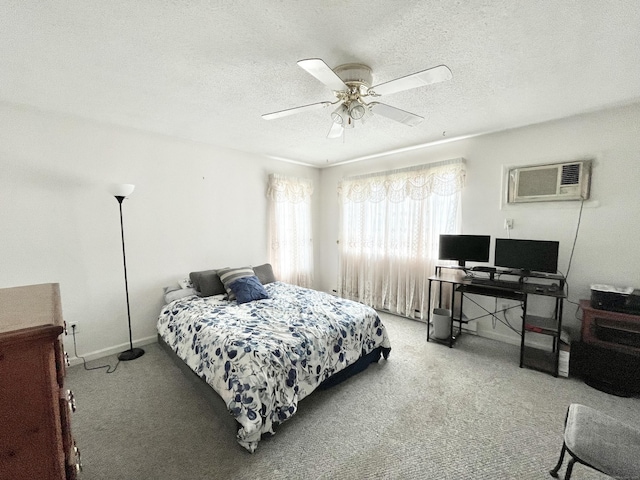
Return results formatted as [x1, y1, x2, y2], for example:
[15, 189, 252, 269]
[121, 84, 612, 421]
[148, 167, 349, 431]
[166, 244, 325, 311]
[0, 283, 80, 480]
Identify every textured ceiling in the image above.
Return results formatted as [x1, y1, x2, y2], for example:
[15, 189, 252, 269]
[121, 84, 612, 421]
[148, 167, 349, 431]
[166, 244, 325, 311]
[2, 1, 640, 167]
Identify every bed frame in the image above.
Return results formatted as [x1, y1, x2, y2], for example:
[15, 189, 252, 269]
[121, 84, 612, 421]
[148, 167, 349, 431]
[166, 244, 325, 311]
[157, 334, 389, 435]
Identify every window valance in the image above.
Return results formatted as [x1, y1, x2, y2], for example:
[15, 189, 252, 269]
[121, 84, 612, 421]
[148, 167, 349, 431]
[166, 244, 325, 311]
[267, 174, 313, 204]
[338, 158, 465, 203]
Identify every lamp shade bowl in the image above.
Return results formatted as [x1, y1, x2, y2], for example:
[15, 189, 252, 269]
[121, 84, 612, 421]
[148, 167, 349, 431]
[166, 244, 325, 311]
[110, 183, 135, 197]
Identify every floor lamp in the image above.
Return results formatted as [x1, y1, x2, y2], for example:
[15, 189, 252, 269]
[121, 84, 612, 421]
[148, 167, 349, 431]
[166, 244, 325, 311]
[111, 183, 144, 361]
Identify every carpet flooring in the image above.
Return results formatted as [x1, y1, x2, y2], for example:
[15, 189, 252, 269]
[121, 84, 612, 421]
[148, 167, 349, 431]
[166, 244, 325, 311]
[67, 312, 639, 479]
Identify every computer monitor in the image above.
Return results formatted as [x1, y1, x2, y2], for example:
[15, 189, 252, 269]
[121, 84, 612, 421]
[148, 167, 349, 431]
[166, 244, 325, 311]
[494, 238, 559, 274]
[438, 234, 491, 268]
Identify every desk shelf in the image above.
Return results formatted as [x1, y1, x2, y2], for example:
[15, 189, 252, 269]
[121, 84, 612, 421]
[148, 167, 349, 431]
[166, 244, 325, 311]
[524, 314, 560, 336]
[521, 345, 558, 374]
[457, 284, 525, 301]
[520, 300, 564, 377]
[428, 325, 462, 346]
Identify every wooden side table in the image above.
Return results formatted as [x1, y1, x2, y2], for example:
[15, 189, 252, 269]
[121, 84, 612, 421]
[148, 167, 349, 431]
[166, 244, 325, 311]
[573, 299, 640, 396]
[580, 299, 640, 356]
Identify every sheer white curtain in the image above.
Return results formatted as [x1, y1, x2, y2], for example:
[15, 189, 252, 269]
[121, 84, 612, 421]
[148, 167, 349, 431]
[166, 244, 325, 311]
[337, 159, 465, 319]
[267, 174, 314, 287]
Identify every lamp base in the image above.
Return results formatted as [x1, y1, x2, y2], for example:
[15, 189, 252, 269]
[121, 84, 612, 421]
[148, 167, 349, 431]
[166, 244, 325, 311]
[118, 347, 145, 361]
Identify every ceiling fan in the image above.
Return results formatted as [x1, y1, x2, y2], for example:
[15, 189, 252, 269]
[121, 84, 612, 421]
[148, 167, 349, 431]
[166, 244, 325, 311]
[262, 58, 452, 138]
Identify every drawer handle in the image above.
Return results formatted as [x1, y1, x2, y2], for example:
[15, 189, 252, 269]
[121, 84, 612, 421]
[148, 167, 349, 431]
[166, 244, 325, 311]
[67, 390, 77, 413]
[64, 351, 70, 367]
[74, 442, 83, 472]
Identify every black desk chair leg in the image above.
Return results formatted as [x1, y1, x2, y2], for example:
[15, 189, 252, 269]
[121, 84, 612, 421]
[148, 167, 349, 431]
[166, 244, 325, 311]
[550, 442, 566, 478]
[564, 458, 576, 480]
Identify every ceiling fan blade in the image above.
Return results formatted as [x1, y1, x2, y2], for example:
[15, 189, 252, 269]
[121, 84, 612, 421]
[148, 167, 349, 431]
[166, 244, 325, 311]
[370, 65, 452, 96]
[370, 103, 424, 127]
[297, 58, 348, 92]
[262, 101, 332, 120]
[327, 121, 344, 139]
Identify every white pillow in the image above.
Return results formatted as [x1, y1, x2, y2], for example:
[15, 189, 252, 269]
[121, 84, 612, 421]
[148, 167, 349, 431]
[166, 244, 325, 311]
[163, 286, 198, 304]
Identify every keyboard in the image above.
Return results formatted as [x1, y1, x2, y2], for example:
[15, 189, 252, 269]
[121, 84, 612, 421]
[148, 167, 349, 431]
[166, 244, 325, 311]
[469, 278, 522, 289]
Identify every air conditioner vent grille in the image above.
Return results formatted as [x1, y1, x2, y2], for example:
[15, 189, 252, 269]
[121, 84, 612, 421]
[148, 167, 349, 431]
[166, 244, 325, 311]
[561, 163, 581, 186]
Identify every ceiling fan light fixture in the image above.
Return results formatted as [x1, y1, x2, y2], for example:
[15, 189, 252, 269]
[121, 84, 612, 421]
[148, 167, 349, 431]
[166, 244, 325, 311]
[331, 104, 349, 124]
[360, 103, 373, 124]
[348, 102, 366, 120]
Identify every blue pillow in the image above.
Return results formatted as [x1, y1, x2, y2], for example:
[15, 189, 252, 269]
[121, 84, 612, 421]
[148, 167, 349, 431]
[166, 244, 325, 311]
[229, 275, 269, 304]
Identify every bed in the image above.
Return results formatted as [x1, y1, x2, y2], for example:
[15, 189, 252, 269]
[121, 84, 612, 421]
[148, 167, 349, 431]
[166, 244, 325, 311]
[157, 266, 391, 453]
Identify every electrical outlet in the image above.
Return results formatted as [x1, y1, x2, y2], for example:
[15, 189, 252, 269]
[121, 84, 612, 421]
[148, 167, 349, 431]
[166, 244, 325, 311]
[504, 218, 513, 230]
[69, 321, 79, 334]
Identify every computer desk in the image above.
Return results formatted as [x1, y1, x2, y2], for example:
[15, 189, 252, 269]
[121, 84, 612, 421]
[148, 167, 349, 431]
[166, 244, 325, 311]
[427, 265, 566, 376]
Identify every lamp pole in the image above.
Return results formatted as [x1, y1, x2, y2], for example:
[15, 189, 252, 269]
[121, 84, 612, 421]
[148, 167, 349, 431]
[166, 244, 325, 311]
[112, 185, 144, 361]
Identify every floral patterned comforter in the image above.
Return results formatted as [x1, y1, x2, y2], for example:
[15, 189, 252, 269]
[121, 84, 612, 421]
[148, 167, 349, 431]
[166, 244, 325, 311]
[157, 281, 391, 452]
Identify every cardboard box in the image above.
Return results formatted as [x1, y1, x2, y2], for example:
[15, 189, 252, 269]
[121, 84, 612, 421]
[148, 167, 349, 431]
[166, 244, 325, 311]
[558, 340, 570, 378]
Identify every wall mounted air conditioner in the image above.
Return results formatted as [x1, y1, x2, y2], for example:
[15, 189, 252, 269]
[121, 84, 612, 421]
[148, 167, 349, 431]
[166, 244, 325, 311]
[507, 160, 592, 203]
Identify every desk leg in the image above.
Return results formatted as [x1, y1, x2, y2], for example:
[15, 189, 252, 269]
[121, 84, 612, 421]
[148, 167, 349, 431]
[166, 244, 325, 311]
[427, 279, 432, 342]
[554, 298, 564, 377]
[459, 292, 465, 340]
[519, 295, 528, 368]
[449, 284, 455, 348]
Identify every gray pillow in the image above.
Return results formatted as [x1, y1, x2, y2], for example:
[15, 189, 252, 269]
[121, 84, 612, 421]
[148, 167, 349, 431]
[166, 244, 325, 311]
[253, 263, 276, 284]
[189, 270, 226, 297]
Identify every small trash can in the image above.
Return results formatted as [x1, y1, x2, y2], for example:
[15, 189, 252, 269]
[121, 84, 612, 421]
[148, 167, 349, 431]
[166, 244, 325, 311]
[431, 308, 452, 340]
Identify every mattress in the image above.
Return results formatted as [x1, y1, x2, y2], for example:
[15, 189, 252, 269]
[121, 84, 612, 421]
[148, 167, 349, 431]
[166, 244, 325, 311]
[157, 281, 391, 452]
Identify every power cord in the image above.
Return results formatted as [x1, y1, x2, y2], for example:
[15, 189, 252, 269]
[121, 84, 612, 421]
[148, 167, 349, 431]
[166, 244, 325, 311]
[565, 198, 585, 281]
[463, 295, 522, 336]
[551, 199, 585, 326]
[71, 325, 120, 374]
[555, 273, 583, 323]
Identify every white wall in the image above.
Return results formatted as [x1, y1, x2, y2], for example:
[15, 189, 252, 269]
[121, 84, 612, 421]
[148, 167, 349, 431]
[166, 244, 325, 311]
[0, 102, 320, 360]
[317, 103, 640, 343]
[2, 100, 639, 357]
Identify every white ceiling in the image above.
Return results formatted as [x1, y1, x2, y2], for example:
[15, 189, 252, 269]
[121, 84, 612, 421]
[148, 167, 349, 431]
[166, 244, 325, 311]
[2, 1, 640, 167]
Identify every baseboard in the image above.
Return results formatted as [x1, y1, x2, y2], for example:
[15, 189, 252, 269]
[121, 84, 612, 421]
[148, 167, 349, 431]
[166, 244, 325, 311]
[477, 328, 554, 351]
[67, 335, 158, 366]
[373, 308, 547, 350]
[476, 329, 521, 347]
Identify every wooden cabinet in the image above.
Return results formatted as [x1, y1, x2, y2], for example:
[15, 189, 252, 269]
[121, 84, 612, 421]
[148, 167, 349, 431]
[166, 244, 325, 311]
[580, 299, 640, 355]
[572, 299, 640, 395]
[0, 283, 80, 480]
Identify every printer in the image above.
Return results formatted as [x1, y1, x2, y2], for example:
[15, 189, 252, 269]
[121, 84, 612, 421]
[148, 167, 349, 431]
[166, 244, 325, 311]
[590, 284, 640, 315]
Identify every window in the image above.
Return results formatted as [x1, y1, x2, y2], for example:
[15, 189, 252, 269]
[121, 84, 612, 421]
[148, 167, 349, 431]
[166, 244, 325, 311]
[337, 159, 465, 318]
[267, 174, 314, 287]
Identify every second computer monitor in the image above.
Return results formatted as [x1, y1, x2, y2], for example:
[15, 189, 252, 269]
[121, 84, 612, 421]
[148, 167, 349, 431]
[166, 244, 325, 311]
[494, 238, 559, 274]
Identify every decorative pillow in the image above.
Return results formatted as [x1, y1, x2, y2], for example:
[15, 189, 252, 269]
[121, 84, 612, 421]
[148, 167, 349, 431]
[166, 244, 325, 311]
[229, 275, 269, 304]
[253, 263, 276, 285]
[189, 270, 226, 297]
[217, 266, 256, 300]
